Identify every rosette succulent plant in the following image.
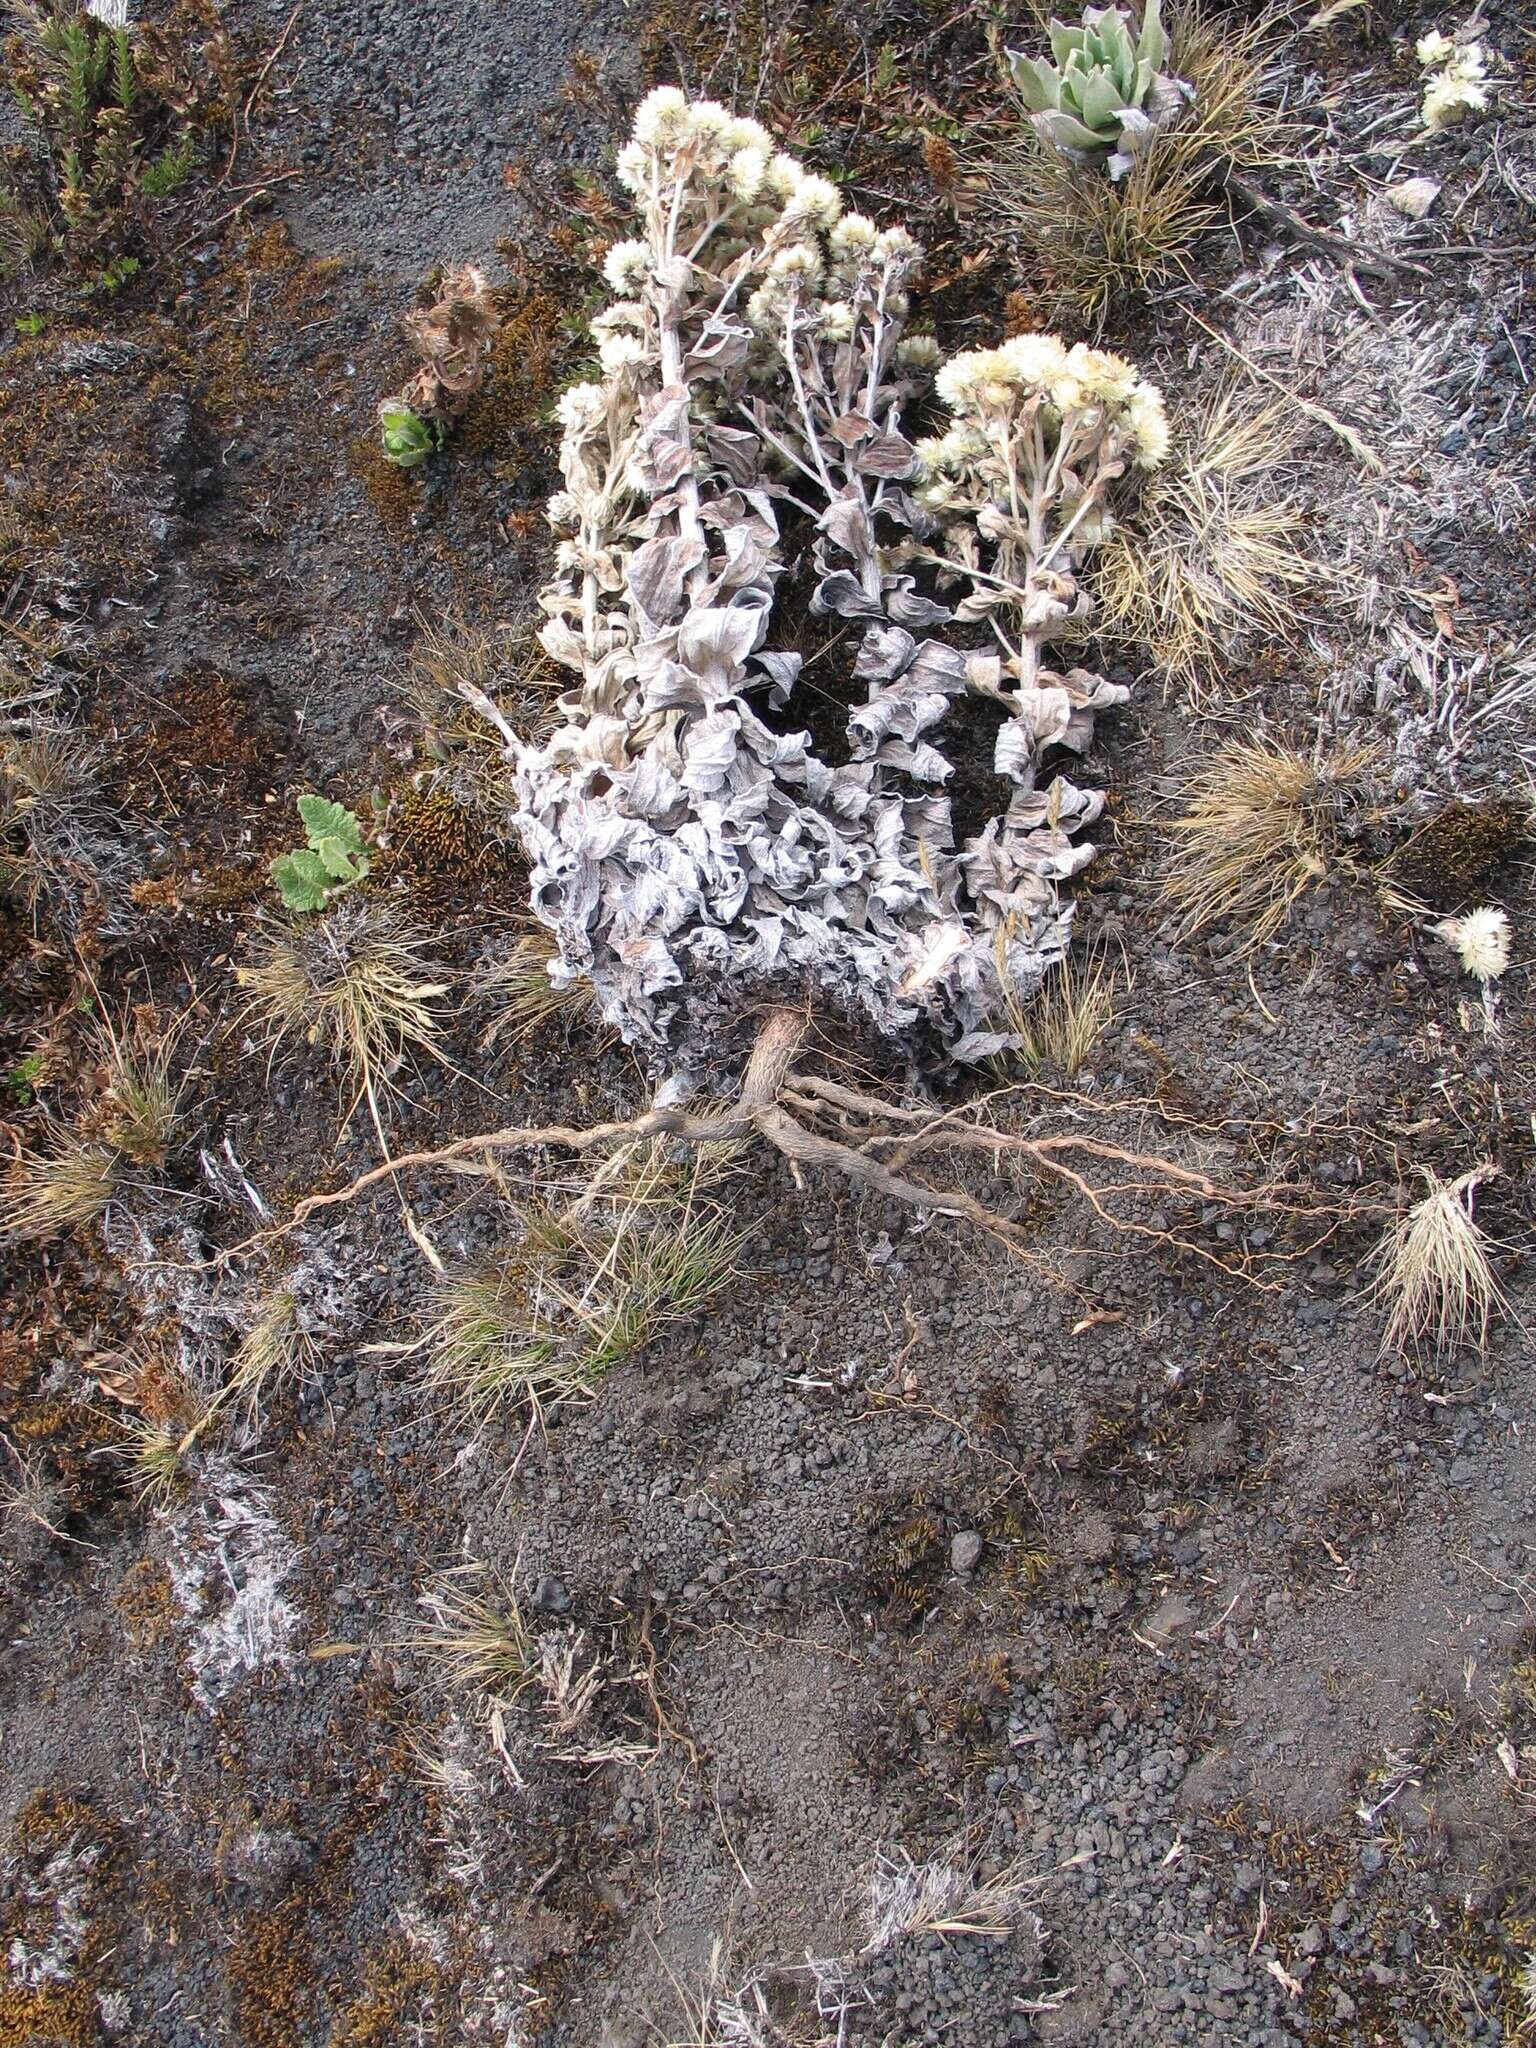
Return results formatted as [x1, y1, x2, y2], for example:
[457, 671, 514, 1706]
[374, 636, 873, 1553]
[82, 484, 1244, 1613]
[377, 400, 442, 469]
[1009, 0, 1190, 176]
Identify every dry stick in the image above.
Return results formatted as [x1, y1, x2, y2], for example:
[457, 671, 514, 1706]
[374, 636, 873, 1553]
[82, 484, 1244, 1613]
[1211, 165, 1430, 284]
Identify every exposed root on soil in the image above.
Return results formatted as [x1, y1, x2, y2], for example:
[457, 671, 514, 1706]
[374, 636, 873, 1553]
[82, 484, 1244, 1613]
[273, 1007, 1335, 1287]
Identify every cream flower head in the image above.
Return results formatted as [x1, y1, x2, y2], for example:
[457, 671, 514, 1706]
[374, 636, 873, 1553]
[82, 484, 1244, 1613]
[1435, 906, 1511, 982]
[632, 86, 691, 150]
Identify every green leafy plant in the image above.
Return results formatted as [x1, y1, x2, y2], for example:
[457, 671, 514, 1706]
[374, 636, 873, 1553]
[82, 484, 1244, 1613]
[0, 0, 232, 282]
[377, 398, 443, 469]
[270, 794, 372, 913]
[1010, 0, 1187, 173]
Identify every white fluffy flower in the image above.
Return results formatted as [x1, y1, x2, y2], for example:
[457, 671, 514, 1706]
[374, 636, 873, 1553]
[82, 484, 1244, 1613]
[829, 212, 879, 260]
[782, 173, 843, 230]
[1436, 906, 1511, 981]
[602, 238, 651, 296]
[632, 86, 692, 149]
[1416, 28, 1454, 64]
[1066, 342, 1139, 403]
[896, 335, 941, 370]
[934, 350, 990, 410]
[689, 99, 732, 138]
[873, 226, 923, 269]
[769, 242, 823, 289]
[819, 301, 856, 341]
[763, 151, 806, 202]
[724, 115, 773, 155]
[598, 331, 648, 374]
[556, 381, 607, 435]
[545, 490, 579, 530]
[615, 141, 650, 193]
[1123, 382, 1170, 467]
[997, 331, 1070, 393]
[728, 145, 770, 203]
[1422, 67, 1487, 128]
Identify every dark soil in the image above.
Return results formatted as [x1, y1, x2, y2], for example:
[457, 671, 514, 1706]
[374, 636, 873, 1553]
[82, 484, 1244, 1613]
[3, 0, 1535, 2044]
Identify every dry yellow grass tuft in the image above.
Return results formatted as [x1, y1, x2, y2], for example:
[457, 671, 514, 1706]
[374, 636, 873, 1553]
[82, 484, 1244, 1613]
[414, 1568, 536, 1699]
[1093, 385, 1320, 696]
[1370, 1165, 1507, 1359]
[238, 902, 448, 1105]
[2, 1131, 118, 1241]
[1159, 735, 1375, 948]
[993, 929, 1125, 1078]
[479, 923, 606, 1050]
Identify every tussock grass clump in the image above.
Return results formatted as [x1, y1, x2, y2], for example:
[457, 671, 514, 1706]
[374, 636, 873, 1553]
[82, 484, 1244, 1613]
[415, 1569, 536, 1699]
[221, 1288, 318, 1424]
[0, 723, 108, 915]
[1093, 388, 1317, 695]
[994, 930, 1124, 1078]
[91, 1007, 189, 1168]
[1159, 736, 1375, 948]
[425, 1148, 746, 1428]
[399, 613, 559, 803]
[479, 924, 605, 1050]
[238, 902, 448, 1101]
[114, 1412, 191, 1508]
[1370, 1165, 1507, 1359]
[988, 3, 1286, 325]
[2, 1131, 117, 1240]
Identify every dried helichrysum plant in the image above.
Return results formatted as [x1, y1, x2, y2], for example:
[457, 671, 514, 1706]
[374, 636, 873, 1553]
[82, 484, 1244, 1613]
[1010, 0, 1192, 177]
[1416, 28, 1489, 132]
[512, 89, 1165, 1081]
[378, 263, 500, 463]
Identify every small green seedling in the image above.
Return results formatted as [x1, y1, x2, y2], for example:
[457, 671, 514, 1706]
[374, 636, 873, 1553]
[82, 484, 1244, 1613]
[3, 1053, 45, 1104]
[271, 794, 371, 914]
[378, 399, 443, 469]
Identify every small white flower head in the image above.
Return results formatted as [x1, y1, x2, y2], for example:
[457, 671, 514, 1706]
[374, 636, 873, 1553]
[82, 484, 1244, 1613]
[1046, 368, 1086, 415]
[598, 331, 648, 375]
[615, 141, 650, 193]
[764, 151, 807, 202]
[769, 241, 823, 289]
[1066, 341, 1139, 403]
[997, 331, 1070, 394]
[724, 115, 773, 155]
[895, 334, 941, 371]
[602, 238, 651, 296]
[1416, 27, 1454, 65]
[728, 145, 770, 203]
[912, 435, 951, 480]
[916, 477, 962, 512]
[632, 86, 692, 150]
[829, 212, 879, 261]
[819, 300, 856, 342]
[1436, 906, 1511, 982]
[545, 490, 579, 530]
[1124, 381, 1170, 467]
[782, 173, 843, 230]
[590, 302, 645, 337]
[934, 349, 990, 410]
[556, 380, 607, 435]
[689, 98, 733, 139]
[555, 538, 583, 574]
[1449, 40, 1486, 79]
[1423, 71, 1487, 127]
[873, 225, 923, 270]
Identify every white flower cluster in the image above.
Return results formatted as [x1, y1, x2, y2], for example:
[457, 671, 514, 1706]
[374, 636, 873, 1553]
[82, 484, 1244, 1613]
[927, 335, 1168, 474]
[1416, 28, 1489, 132]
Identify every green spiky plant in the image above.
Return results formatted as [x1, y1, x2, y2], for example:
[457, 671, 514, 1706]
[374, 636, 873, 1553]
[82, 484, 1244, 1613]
[1, 0, 234, 281]
[1010, 0, 1187, 172]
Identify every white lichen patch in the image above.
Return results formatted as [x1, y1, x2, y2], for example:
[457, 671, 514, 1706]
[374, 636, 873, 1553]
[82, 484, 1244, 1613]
[166, 1460, 299, 1709]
